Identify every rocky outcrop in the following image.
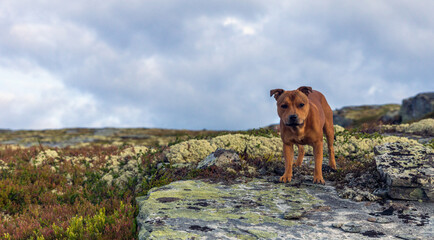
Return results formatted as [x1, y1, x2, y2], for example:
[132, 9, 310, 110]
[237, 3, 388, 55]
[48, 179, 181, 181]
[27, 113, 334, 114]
[400, 92, 434, 123]
[333, 104, 401, 127]
[136, 178, 434, 240]
[374, 142, 434, 201]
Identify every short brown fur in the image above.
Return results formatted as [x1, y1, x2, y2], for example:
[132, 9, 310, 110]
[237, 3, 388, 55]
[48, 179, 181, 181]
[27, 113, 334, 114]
[270, 86, 336, 184]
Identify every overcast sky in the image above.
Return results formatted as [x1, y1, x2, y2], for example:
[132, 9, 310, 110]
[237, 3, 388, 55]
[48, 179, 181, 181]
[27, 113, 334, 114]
[1, 0, 433, 130]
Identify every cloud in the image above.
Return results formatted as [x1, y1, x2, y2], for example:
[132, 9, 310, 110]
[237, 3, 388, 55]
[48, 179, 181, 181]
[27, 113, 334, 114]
[0, 0, 433, 130]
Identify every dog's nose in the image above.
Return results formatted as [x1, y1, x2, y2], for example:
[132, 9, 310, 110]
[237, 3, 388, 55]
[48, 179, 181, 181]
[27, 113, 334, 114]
[289, 114, 298, 122]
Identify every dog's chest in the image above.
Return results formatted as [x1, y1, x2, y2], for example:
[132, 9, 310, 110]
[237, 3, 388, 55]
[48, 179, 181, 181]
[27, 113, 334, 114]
[281, 129, 311, 145]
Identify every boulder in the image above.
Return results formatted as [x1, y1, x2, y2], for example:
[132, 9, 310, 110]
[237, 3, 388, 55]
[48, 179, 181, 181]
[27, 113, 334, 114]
[196, 148, 240, 169]
[374, 142, 434, 201]
[400, 92, 434, 123]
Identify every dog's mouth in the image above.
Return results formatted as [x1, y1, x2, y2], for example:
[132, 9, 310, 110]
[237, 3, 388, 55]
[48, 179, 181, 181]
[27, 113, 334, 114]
[285, 121, 304, 128]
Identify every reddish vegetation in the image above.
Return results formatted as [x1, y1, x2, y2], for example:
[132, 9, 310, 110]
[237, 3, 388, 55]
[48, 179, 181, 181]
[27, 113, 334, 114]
[0, 145, 137, 239]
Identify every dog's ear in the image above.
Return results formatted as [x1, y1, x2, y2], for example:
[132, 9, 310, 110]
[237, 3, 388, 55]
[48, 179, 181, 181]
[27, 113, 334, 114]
[270, 89, 284, 100]
[297, 86, 312, 96]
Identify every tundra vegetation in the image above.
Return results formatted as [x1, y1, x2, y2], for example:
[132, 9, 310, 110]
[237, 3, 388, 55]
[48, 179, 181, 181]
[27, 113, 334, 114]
[0, 119, 433, 239]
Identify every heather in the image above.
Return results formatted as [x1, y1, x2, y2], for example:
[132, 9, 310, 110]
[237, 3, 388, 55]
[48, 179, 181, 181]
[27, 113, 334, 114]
[0, 145, 137, 239]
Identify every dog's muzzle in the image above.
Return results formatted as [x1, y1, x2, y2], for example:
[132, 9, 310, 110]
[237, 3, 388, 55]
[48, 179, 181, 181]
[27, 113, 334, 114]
[285, 115, 304, 127]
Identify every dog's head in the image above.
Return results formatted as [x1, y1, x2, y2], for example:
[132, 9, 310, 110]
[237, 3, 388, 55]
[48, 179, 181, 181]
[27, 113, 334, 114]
[270, 86, 312, 128]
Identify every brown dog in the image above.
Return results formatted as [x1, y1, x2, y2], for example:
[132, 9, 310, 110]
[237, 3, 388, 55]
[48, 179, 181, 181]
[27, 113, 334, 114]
[270, 86, 336, 184]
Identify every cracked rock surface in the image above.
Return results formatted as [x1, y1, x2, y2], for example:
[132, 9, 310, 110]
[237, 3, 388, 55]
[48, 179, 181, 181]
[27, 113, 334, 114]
[374, 142, 434, 201]
[136, 177, 433, 240]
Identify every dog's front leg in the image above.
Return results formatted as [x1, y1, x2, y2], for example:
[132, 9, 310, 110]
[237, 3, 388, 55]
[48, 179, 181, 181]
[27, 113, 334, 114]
[280, 143, 294, 183]
[313, 141, 325, 184]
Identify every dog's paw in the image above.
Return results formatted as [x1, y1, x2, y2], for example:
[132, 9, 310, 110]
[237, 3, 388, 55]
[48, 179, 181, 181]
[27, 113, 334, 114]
[279, 174, 292, 183]
[330, 163, 337, 170]
[313, 176, 325, 184]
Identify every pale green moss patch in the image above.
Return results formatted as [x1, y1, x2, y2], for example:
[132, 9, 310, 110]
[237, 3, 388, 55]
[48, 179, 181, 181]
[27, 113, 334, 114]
[146, 227, 200, 240]
[248, 229, 279, 239]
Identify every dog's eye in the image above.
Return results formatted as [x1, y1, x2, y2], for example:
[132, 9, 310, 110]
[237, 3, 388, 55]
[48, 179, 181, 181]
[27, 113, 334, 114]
[299, 103, 305, 108]
[281, 104, 288, 109]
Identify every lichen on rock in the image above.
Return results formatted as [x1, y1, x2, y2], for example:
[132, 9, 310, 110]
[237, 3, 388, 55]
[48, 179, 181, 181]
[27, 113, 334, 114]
[374, 142, 434, 201]
[136, 179, 323, 240]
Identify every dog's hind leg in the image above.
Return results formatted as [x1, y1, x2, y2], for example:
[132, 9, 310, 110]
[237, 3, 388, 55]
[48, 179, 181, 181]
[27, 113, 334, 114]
[323, 123, 336, 170]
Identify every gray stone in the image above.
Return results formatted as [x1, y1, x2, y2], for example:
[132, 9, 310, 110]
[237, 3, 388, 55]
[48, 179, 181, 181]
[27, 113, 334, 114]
[367, 217, 393, 224]
[400, 92, 434, 123]
[341, 222, 362, 233]
[396, 234, 423, 240]
[196, 148, 240, 169]
[339, 187, 380, 202]
[374, 142, 434, 201]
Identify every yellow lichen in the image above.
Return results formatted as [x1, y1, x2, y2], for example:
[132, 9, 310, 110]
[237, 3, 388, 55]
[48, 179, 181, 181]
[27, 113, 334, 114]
[0, 159, 8, 171]
[32, 149, 59, 166]
[334, 135, 417, 160]
[381, 118, 434, 135]
[166, 125, 421, 164]
[102, 146, 152, 187]
[334, 125, 346, 133]
[165, 134, 283, 164]
[406, 118, 434, 134]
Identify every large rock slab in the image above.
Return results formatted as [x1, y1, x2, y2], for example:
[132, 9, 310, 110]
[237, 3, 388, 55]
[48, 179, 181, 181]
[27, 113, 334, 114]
[400, 92, 434, 123]
[136, 179, 322, 239]
[136, 178, 434, 239]
[374, 142, 434, 201]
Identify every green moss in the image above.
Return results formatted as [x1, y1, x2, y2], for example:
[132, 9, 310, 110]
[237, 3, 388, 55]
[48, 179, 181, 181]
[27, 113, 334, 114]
[148, 227, 200, 240]
[226, 233, 257, 240]
[248, 229, 279, 239]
